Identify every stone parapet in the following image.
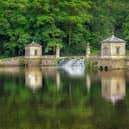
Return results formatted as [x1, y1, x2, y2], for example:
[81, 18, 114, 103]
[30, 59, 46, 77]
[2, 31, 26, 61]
[41, 56, 57, 66]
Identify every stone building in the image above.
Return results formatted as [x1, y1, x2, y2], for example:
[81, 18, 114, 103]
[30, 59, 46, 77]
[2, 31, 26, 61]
[97, 33, 126, 70]
[25, 41, 60, 66]
[101, 33, 126, 58]
[25, 41, 42, 66]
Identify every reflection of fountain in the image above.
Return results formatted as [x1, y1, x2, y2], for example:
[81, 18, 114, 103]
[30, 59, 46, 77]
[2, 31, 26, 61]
[25, 67, 42, 91]
[63, 66, 85, 77]
[60, 59, 85, 77]
[100, 71, 126, 104]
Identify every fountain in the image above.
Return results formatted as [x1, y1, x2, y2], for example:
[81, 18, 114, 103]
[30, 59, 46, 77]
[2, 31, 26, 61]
[59, 58, 85, 77]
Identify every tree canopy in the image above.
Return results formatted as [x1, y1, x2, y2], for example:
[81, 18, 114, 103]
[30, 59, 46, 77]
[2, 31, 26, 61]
[0, 0, 129, 56]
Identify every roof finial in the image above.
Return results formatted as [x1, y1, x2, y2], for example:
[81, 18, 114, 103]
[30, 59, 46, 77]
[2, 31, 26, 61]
[112, 31, 115, 38]
[32, 40, 35, 44]
[112, 31, 114, 36]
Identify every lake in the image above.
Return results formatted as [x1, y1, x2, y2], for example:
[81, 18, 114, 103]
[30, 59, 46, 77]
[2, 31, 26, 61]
[0, 67, 129, 129]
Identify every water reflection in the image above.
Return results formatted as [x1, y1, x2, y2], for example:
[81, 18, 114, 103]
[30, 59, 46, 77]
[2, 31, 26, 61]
[61, 66, 85, 77]
[0, 67, 128, 128]
[42, 67, 61, 90]
[41, 67, 58, 79]
[0, 66, 126, 104]
[0, 67, 20, 75]
[25, 67, 61, 91]
[99, 71, 126, 104]
[86, 74, 91, 93]
[56, 71, 61, 90]
[25, 67, 42, 91]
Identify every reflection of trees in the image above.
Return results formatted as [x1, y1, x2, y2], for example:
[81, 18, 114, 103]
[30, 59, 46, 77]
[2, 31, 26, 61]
[91, 71, 129, 129]
[100, 71, 126, 104]
[1, 68, 129, 129]
[0, 69, 95, 129]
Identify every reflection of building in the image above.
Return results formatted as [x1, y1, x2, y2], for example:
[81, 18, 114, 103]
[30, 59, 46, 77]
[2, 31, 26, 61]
[25, 67, 42, 91]
[42, 67, 61, 90]
[100, 71, 126, 104]
[25, 67, 61, 91]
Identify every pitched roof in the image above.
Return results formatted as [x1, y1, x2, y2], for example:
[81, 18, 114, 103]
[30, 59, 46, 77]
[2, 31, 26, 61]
[102, 33, 126, 43]
[26, 41, 42, 47]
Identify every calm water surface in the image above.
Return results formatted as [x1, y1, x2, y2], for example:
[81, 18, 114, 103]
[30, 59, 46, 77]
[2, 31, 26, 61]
[0, 67, 129, 129]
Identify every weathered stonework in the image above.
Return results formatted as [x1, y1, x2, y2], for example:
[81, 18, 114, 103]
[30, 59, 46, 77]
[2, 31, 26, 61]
[25, 42, 60, 66]
[101, 34, 126, 58]
[97, 58, 126, 70]
[25, 41, 42, 66]
[98, 33, 127, 70]
[41, 56, 57, 66]
[0, 57, 22, 66]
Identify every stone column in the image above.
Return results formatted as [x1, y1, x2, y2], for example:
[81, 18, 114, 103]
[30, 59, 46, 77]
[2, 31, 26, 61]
[56, 47, 60, 58]
[86, 43, 90, 58]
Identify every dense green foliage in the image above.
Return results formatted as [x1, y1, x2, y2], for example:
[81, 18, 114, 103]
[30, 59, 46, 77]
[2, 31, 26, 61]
[0, 0, 129, 56]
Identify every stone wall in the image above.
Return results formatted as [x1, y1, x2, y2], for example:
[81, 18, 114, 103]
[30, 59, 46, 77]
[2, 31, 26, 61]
[111, 43, 126, 56]
[25, 56, 57, 66]
[41, 56, 57, 66]
[0, 56, 57, 66]
[125, 59, 129, 68]
[97, 58, 126, 70]
[1, 56, 129, 69]
[101, 43, 111, 56]
[25, 57, 41, 66]
[0, 57, 23, 66]
[101, 43, 126, 57]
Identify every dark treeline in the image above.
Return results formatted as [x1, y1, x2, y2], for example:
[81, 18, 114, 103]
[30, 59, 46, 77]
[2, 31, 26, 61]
[0, 0, 129, 56]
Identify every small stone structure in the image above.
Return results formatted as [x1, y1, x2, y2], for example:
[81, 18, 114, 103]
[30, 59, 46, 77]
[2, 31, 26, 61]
[24, 35, 128, 69]
[25, 41, 42, 66]
[42, 56, 57, 66]
[25, 41, 59, 66]
[101, 33, 126, 58]
[98, 33, 126, 70]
